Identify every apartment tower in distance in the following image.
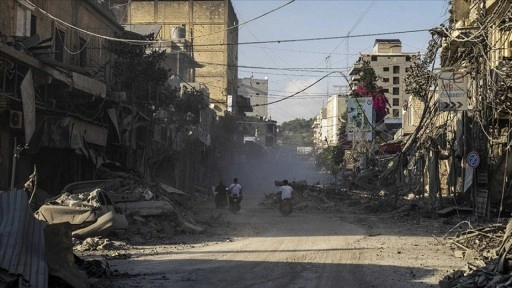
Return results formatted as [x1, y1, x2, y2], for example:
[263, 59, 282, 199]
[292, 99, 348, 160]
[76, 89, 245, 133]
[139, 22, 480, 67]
[349, 39, 418, 129]
[238, 78, 268, 119]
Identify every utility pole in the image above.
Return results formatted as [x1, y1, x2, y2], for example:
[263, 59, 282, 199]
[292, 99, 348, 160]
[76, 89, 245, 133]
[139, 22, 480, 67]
[325, 56, 331, 97]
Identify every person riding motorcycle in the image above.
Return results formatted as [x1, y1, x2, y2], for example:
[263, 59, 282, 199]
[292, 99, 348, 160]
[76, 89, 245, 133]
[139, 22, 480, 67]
[227, 178, 243, 211]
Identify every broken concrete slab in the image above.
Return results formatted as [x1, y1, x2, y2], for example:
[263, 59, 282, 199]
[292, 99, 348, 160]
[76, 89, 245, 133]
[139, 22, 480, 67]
[182, 221, 204, 233]
[72, 212, 128, 240]
[117, 200, 175, 216]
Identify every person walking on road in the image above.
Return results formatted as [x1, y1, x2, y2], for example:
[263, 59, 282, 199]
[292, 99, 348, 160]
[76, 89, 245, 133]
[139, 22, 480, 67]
[214, 181, 228, 208]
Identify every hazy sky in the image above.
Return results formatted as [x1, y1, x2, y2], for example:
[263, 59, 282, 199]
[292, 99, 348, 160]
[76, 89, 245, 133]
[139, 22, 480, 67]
[231, 0, 450, 124]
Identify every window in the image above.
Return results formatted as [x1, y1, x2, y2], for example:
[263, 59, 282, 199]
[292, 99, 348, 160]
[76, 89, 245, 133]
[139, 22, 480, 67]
[393, 66, 400, 74]
[30, 15, 37, 36]
[392, 98, 400, 106]
[55, 29, 65, 62]
[392, 109, 400, 117]
[79, 37, 87, 67]
[406, 56, 411, 62]
[393, 77, 400, 85]
[371, 55, 378, 61]
[382, 78, 389, 83]
[383, 89, 389, 93]
[405, 67, 410, 73]
[393, 87, 399, 95]
[383, 67, 389, 72]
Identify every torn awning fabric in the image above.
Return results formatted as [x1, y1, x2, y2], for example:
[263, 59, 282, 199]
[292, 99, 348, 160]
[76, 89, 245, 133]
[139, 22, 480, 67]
[27, 116, 107, 165]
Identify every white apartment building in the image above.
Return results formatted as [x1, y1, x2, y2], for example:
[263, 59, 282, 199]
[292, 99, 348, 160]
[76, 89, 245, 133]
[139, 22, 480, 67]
[237, 78, 268, 118]
[312, 94, 348, 149]
[325, 94, 348, 145]
[312, 108, 328, 149]
[348, 39, 418, 127]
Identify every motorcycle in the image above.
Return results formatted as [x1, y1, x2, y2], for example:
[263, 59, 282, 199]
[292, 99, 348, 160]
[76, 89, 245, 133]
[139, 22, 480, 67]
[279, 198, 292, 216]
[229, 195, 241, 213]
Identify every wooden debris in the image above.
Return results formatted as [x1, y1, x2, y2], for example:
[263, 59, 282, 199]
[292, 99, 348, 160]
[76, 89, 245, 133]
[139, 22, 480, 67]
[441, 222, 512, 287]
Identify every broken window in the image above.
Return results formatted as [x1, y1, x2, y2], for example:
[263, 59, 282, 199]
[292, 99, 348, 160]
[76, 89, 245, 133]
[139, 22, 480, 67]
[371, 55, 378, 61]
[55, 29, 65, 62]
[79, 37, 87, 67]
[392, 109, 400, 117]
[382, 78, 389, 83]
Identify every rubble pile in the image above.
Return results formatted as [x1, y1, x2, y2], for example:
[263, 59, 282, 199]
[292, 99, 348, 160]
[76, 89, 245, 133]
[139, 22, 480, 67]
[440, 221, 512, 287]
[259, 180, 351, 212]
[73, 237, 127, 252]
[54, 190, 104, 208]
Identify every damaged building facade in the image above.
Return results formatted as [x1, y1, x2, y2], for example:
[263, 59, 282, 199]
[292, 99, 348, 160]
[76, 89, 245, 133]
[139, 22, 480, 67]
[0, 0, 120, 193]
[0, 0, 234, 196]
[387, 0, 512, 217]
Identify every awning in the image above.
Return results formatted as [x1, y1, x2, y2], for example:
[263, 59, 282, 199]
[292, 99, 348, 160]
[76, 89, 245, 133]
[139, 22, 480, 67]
[379, 141, 402, 154]
[28, 116, 107, 165]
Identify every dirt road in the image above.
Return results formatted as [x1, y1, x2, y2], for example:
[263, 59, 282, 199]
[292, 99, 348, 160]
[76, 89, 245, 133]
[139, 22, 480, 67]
[108, 191, 466, 288]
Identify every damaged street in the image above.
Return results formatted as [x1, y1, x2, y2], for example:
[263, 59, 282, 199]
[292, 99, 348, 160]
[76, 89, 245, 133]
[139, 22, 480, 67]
[99, 193, 468, 288]
[6, 0, 512, 287]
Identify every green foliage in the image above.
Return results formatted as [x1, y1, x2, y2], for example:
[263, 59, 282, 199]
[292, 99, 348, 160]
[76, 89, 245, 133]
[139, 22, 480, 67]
[358, 60, 378, 92]
[173, 88, 209, 124]
[109, 32, 171, 111]
[280, 118, 314, 147]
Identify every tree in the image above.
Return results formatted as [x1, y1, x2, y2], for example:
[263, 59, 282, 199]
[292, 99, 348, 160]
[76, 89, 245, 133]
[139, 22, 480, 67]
[109, 32, 172, 113]
[280, 118, 314, 147]
[352, 61, 390, 123]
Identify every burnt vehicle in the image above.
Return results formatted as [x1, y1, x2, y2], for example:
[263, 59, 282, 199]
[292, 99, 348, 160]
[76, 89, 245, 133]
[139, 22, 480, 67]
[35, 180, 128, 239]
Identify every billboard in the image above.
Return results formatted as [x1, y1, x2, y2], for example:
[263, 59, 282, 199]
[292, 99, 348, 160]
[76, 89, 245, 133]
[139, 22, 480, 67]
[346, 97, 373, 141]
[297, 146, 313, 155]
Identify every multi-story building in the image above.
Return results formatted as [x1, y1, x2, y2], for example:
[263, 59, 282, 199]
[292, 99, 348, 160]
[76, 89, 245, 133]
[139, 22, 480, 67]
[312, 108, 328, 150]
[349, 39, 418, 128]
[325, 94, 348, 145]
[238, 77, 268, 118]
[0, 0, 121, 192]
[439, 0, 512, 206]
[118, 0, 239, 116]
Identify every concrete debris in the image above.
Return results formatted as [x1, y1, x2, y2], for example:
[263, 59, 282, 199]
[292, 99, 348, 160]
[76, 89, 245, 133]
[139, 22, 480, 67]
[440, 222, 512, 287]
[55, 189, 103, 207]
[182, 221, 205, 233]
[260, 180, 350, 212]
[117, 200, 175, 216]
[73, 237, 126, 252]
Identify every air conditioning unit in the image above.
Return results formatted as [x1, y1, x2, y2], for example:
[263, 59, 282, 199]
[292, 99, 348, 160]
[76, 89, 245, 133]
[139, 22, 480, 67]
[10, 111, 23, 129]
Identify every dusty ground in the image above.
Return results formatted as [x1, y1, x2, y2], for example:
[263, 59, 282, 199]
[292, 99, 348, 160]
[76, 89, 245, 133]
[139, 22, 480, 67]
[77, 190, 468, 288]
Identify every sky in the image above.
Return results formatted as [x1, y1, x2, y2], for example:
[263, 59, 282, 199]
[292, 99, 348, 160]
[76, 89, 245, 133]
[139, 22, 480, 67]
[231, 0, 450, 124]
